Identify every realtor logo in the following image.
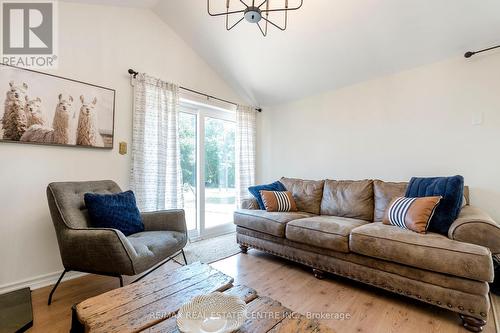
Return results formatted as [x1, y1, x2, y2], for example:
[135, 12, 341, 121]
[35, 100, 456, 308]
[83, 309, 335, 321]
[1, 1, 58, 68]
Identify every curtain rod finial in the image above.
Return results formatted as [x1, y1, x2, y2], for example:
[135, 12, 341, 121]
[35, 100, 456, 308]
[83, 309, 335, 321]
[464, 51, 475, 58]
[128, 69, 138, 78]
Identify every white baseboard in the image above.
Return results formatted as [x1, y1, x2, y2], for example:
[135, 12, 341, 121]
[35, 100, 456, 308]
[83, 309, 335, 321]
[0, 270, 87, 295]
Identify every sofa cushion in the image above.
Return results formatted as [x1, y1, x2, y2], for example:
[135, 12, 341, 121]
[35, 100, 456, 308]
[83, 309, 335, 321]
[280, 177, 324, 215]
[286, 216, 368, 253]
[241, 197, 259, 210]
[261, 190, 297, 212]
[373, 180, 407, 222]
[127, 231, 186, 272]
[234, 209, 315, 237]
[349, 222, 493, 282]
[248, 181, 287, 210]
[406, 175, 465, 235]
[383, 196, 442, 233]
[320, 179, 374, 221]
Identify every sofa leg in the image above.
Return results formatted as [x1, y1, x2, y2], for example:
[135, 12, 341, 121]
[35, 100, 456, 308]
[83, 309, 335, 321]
[239, 244, 248, 254]
[312, 268, 325, 279]
[460, 314, 486, 332]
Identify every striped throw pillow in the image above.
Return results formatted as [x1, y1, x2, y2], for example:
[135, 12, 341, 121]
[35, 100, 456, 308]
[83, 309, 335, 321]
[383, 196, 442, 233]
[260, 190, 297, 212]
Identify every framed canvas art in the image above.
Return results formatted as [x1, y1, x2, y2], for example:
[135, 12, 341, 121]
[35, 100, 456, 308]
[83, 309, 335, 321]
[0, 64, 115, 149]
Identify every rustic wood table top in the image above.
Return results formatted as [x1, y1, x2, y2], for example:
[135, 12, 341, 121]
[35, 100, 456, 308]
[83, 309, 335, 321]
[74, 262, 335, 333]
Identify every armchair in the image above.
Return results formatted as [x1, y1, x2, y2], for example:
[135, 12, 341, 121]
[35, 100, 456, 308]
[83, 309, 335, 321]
[46, 180, 187, 305]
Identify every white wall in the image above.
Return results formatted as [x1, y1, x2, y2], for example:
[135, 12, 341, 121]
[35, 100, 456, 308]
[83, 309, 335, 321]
[258, 54, 500, 221]
[0, 2, 242, 290]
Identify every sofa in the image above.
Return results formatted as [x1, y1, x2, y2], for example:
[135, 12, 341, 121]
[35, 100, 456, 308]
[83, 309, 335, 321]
[234, 178, 500, 332]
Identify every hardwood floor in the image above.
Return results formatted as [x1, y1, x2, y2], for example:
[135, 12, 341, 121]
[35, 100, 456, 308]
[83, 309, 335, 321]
[29, 251, 495, 333]
[28, 261, 180, 333]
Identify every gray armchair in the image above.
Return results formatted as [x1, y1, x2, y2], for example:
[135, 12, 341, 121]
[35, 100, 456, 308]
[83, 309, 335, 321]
[46, 180, 188, 305]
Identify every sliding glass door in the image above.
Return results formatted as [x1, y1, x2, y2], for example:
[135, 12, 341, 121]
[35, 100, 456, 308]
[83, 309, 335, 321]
[179, 101, 236, 240]
[179, 112, 197, 232]
[204, 117, 236, 229]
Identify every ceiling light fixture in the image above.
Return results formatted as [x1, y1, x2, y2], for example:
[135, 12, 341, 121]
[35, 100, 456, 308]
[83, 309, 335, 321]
[207, 0, 303, 36]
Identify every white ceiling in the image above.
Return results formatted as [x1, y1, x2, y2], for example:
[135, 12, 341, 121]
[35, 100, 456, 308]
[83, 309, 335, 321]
[66, 1, 500, 106]
[61, 0, 159, 8]
[153, 0, 500, 106]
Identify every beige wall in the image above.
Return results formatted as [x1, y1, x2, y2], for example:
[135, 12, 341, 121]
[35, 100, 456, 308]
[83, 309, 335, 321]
[0, 2, 241, 290]
[258, 54, 500, 220]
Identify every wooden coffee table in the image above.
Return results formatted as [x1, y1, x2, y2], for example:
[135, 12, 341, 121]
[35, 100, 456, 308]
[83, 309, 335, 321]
[73, 262, 335, 333]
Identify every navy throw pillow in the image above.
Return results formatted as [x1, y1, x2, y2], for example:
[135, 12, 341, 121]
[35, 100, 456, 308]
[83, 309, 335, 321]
[248, 181, 287, 210]
[84, 190, 144, 236]
[405, 175, 464, 235]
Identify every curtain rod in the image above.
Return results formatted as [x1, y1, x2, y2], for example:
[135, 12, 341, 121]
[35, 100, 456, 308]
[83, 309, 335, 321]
[464, 44, 500, 58]
[128, 69, 262, 112]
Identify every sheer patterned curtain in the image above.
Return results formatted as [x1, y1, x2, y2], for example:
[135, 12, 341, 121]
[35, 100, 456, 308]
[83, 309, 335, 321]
[236, 105, 257, 207]
[130, 73, 183, 212]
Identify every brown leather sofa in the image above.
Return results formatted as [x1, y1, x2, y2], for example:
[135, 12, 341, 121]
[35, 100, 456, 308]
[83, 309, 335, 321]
[234, 178, 500, 332]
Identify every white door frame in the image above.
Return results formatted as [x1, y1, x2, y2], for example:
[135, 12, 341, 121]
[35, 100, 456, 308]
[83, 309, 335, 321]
[179, 99, 236, 241]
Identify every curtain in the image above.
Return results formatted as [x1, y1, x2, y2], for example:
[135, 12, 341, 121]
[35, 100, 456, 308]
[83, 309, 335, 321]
[130, 73, 183, 212]
[236, 105, 257, 207]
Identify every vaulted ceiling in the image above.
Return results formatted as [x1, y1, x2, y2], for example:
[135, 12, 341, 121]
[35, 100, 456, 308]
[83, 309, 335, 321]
[67, 1, 500, 106]
[62, 0, 159, 8]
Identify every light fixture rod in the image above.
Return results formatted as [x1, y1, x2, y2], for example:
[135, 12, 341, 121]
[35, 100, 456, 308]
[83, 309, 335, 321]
[208, 0, 246, 17]
[262, 16, 286, 31]
[260, 0, 302, 12]
[227, 15, 245, 30]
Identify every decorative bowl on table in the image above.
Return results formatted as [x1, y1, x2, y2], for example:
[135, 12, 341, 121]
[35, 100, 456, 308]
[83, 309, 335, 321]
[177, 292, 247, 333]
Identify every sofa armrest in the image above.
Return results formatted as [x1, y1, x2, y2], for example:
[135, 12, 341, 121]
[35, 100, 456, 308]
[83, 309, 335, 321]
[241, 198, 259, 210]
[141, 209, 187, 233]
[448, 205, 500, 254]
[61, 228, 136, 275]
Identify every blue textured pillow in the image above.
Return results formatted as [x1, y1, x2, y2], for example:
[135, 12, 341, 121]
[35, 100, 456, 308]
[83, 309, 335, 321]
[405, 175, 464, 235]
[248, 181, 287, 210]
[84, 190, 144, 236]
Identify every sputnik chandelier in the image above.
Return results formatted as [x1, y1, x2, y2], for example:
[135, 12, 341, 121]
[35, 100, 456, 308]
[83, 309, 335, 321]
[207, 0, 303, 36]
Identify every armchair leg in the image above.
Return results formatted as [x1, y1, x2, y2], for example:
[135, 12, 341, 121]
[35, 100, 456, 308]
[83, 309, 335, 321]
[181, 249, 188, 265]
[132, 252, 179, 284]
[48, 269, 68, 305]
[119, 276, 123, 287]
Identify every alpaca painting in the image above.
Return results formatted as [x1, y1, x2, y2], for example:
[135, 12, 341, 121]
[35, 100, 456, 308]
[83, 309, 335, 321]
[21, 94, 74, 144]
[53, 94, 74, 144]
[0, 64, 115, 148]
[76, 95, 103, 147]
[2, 81, 28, 140]
[25, 97, 44, 127]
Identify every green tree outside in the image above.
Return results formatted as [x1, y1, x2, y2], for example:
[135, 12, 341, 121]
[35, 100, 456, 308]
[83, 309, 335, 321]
[179, 114, 235, 190]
